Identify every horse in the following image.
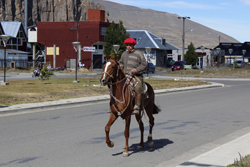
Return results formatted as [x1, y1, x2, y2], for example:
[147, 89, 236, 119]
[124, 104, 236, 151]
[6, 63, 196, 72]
[100, 54, 161, 157]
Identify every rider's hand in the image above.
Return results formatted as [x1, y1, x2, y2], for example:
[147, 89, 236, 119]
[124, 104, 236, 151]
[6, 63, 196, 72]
[131, 69, 136, 75]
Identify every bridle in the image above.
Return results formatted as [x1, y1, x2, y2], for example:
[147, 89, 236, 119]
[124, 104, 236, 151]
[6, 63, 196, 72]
[102, 59, 127, 85]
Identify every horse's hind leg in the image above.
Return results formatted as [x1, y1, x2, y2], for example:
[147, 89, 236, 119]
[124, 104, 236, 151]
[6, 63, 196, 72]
[135, 114, 144, 149]
[145, 104, 155, 148]
[105, 113, 117, 148]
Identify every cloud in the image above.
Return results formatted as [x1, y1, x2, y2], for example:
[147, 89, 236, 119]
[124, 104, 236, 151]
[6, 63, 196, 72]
[241, 0, 250, 5]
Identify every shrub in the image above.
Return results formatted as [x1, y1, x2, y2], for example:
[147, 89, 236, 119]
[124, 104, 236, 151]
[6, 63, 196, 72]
[227, 153, 250, 167]
[39, 62, 55, 83]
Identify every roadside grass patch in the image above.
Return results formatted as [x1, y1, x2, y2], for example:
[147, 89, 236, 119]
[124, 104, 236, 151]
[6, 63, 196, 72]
[0, 77, 208, 106]
[166, 68, 250, 78]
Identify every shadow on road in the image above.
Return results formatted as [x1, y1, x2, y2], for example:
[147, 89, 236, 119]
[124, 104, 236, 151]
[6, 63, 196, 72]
[112, 138, 173, 156]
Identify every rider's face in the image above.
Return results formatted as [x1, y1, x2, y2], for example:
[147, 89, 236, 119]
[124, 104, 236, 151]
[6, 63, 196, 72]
[126, 43, 135, 52]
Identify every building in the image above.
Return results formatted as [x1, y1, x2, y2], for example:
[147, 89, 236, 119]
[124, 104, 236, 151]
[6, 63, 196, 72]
[0, 21, 30, 69]
[213, 42, 250, 65]
[28, 9, 110, 69]
[127, 30, 178, 68]
[195, 46, 212, 69]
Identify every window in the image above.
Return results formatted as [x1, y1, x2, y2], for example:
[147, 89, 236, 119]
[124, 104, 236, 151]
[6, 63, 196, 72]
[18, 38, 22, 45]
[99, 45, 103, 50]
[101, 27, 107, 35]
[178, 55, 181, 61]
[12, 38, 17, 45]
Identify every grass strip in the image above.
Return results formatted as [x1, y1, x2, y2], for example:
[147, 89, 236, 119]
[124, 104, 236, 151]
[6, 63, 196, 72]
[0, 77, 208, 106]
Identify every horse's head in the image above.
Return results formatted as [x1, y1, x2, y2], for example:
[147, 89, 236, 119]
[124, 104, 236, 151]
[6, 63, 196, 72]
[100, 54, 119, 86]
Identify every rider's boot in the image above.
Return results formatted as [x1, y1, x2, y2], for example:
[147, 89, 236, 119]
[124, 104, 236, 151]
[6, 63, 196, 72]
[133, 93, 141, 115]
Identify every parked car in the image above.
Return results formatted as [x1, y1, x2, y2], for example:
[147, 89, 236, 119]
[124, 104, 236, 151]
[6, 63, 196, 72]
[144, 63, 155, 73]
[235, 60, 244, 68]
[172, 61, 186, 71]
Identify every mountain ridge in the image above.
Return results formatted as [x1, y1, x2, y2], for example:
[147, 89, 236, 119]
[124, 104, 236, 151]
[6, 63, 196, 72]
[0, 0, 239, 49]
[92, 0, 239, 49]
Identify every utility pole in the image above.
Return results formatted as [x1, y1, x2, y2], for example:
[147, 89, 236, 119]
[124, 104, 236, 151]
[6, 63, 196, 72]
[178, 16, 190, 61]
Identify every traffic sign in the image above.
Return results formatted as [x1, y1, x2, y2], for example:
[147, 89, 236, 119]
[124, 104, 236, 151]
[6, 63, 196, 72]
[83, 46, 96, 52]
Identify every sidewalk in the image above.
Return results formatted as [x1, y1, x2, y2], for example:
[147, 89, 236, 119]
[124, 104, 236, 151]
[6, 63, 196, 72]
[1, 81, 249, 166]
[156, 125, 250, 167]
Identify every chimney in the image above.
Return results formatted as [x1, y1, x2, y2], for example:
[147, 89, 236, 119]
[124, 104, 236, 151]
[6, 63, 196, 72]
[161, 37, 166, 46]
[88, 9, 105, 22]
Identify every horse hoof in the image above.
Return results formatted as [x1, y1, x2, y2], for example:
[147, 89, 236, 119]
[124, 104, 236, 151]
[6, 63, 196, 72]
[123, 152, 129, 157]
[107, 141, 114, 148]
[148, 141, 154, 148]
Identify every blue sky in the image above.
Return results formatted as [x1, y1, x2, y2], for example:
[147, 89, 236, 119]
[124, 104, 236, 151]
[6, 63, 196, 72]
[106, 0, 250, 43]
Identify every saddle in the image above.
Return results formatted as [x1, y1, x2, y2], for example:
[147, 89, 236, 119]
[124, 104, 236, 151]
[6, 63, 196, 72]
[127, 76, 148, 98]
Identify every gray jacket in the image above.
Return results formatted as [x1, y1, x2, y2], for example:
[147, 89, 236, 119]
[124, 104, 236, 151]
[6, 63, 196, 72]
[119, 49, 147, 76]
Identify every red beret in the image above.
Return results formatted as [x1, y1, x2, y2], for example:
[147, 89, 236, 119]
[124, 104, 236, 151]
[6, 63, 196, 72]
[124, 38, 137, 45]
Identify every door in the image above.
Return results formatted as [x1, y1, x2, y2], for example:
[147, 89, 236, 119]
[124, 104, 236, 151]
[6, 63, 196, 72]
[93, 54, 102, 69]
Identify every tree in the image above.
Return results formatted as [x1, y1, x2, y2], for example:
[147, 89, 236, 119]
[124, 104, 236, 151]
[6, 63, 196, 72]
[39, 62, 55, 83]
[184, 42, 198, 66]
[104, 20, 130, 59]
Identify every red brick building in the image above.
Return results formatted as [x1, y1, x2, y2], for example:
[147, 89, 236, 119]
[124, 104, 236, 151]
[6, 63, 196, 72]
[29, 9, 110, 69]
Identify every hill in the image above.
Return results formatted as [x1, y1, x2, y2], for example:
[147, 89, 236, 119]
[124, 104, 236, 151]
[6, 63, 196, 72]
[92, 0, 239, 49]
[0, 0, 238, 49]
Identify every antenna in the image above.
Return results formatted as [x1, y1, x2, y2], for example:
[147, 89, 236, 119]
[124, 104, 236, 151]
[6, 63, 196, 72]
[70, 18, 79, 41]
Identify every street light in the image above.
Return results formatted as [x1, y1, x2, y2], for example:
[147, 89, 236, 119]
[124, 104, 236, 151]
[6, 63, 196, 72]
[228, 48, 233, 69]
[178, 16, 190, 61]
[201, 46, 205, 71]
[242, 49, 246, 68]
[72, 41, 81, 83]
[145, 47, 151, 78]
[113, 45, 120, 54]
[1, 34, 11, 85]
[216, 48, 221, 68]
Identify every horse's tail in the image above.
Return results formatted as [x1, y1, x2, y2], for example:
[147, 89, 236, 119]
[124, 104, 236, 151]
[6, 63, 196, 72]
[153, 104, 161, 114]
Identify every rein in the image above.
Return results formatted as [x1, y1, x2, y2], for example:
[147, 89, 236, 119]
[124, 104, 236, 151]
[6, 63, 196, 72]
[102, 60, 134, 116]
[110, 75, 134, 116]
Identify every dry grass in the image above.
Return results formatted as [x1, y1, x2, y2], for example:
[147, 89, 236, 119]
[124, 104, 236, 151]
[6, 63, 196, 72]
[0, 77, 208, 106]
[166, 68, 250, 78]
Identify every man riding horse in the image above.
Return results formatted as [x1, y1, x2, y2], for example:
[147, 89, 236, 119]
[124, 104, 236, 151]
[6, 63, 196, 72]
[101, 42, 160, 156]
[107, 37, 147, 115]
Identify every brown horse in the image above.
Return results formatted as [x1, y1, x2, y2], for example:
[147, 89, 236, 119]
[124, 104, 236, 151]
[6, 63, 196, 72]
[100, 54, 161, 157]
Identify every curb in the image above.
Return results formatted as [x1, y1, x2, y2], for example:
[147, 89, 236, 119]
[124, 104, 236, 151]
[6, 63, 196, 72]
[154, 82, 224, 94]
[0, 83, 224, 115]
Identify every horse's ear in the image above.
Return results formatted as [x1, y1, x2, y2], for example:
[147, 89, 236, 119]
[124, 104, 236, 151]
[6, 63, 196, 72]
[106, 54, 110, 60]
[114, 54, 118, 62]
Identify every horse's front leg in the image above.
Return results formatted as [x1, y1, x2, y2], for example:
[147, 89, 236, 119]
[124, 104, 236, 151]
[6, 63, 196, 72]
[123, 115, 131, 157]
[105, 112, 117, 148]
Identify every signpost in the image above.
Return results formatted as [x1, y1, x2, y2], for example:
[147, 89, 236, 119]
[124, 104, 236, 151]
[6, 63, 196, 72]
[83, 46, 96, 52]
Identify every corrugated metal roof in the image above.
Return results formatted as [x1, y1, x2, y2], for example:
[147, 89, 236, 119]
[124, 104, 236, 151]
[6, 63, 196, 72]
[0, 21, 22, 37]
[0, 49, 30, 54]
[127, 30, 178, 50]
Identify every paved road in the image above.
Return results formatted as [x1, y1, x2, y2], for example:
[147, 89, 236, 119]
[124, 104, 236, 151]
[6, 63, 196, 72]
[0, 79, 249, 166]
